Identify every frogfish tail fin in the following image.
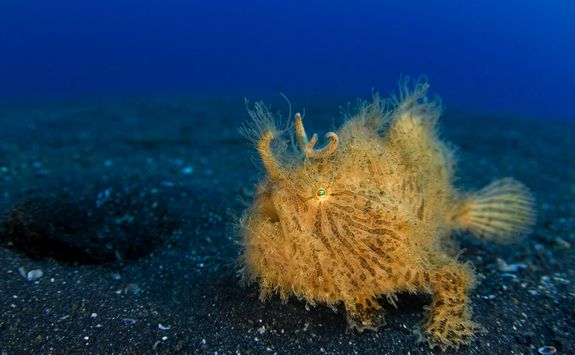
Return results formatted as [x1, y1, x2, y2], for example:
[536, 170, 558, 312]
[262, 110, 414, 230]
[451, 178, 536, 243]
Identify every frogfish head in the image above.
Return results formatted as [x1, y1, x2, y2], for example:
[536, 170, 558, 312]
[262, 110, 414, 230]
[252, 113, 392, 244]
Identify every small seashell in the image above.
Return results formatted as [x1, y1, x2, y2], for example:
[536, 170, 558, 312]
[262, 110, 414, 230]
[497, 258, 527, 273]
[18, 267, 27, 278]
[158, 323, 171, 330]
[26, 269, 44, 282]
[538, 346, 557, 354]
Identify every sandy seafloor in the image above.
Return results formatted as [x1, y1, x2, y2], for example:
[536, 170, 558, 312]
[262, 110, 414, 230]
[0, 95, 573, 354]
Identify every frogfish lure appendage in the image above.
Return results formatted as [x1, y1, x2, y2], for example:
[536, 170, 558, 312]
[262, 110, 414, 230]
[238, 78, 536, 349]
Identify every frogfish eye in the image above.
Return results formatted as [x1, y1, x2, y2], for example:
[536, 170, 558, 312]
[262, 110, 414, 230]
[316, 188, 327, 198]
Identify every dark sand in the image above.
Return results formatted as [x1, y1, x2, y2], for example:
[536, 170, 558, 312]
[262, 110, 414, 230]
[0, 96, 573, 354]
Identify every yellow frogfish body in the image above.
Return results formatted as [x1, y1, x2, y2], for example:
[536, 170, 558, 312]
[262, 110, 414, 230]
[238, 78, 535, 349]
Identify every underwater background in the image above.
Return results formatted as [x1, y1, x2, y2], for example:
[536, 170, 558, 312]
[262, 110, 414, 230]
[1, 0, 574, 121]
[0, 0, 573, 354]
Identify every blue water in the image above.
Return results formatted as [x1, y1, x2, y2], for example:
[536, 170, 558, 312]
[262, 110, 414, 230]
[1, 0, 574, 120]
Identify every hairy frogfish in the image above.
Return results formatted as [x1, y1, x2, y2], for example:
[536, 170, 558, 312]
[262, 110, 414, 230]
[238, 78, 535, 349]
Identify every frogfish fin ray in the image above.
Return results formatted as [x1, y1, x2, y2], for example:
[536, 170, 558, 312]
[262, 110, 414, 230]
[450, 178, 535, 243]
